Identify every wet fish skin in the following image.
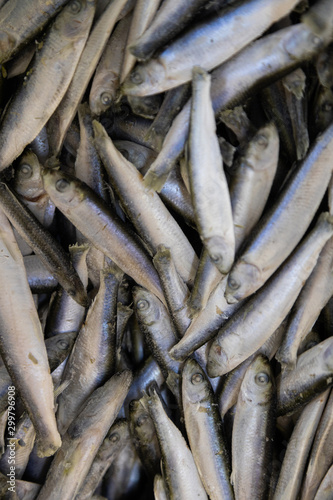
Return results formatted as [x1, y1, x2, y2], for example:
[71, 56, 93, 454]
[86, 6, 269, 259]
[89, 14, 131, 117]
[0, 183, 88, 307]
[24, 254, 58, 293]
[276, 236, 333, 371]
[123, 0, 301, 96]
[188, 67, 234, 275]
[225, 121, 333, 305]
[277, 337, 333, 416]
[313, 463, 333, 500]
[56, 266, 122, 435]
[42, 167, 165, 304]
[120, 0, 160, 83]
[143, 388, 208, 500]
[142, 20, 327, 192]
[0, 0, 96, 171]
[0, 209, 61, 457]
[129, 0, 213, 61]
[207, 212, 333, 378]
[44, 244, 89, 338]
[0, 0, 70, 64]
[273, 390, 330, 500]
[47, 0, 129, 156]
[129, 398, 161, 477]
[232, 355, 276, 500]
[37, 370, 133, 500]
[229, 122, 279, 253]
[182, 358, 233, 500]
[75, 419, 128, 500]
[300, 388, 333, 500]
[93, 120, 198, 285]
[12, 150, 55, 228]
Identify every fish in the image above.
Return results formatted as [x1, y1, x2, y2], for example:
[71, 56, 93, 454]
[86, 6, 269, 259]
[89, 14, 131, 117]
[0, 0, 95, 170]
[207, 212, 333, 377]
[143, 388, 208, 500]
[0, 208, 61, 457]
[37, 370, 133, 500]
[42, 167, 165, 303]
[225, 122, 333, 305]
[182, 358, 233, 500]
[93, 120, 199, 285]
[231, 354, 275, 500]
[188, 67, 235, 275]
[122, 0, 301, 96]
[273, 390, 330, 500]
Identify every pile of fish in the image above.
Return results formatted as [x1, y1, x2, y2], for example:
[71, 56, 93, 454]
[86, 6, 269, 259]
[0, 0, 333, 498]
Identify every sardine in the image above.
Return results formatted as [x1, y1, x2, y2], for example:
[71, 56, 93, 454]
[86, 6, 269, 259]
[0, 0, 95, 170]
[225, 122, 333, 305]
[231, 355, 275, 500]
[187, 67, 234, 275]
[75, 419, 128, 500]
[0, 0, 70, 64]
[120, 0, 160, 83]
[123, 0, 301, 95]
[38, 371, 132, 500]
[0, 208, 61, 457]
[273, 390, 330, 500]
[313, 464, 333, 500]
[56, 267, 121, 435]
[42, 167, 165, 303]
[89, 14, 131, 116]
[301, 388, 333, 500]
[143, 388, 208, 500]
[207, 212, 333, 377]
[129, 398, 161, 477]
[277, 337, 333, 416]
[47, 0, 129, 156]
[182, 358, 233, 500]
[93, 120, 198, 285]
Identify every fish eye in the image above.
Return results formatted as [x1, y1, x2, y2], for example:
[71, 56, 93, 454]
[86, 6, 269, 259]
[131, 71, 143, 85]
[228, 277, 240, 290]
[55, 178, 70, 192]
[70, 0, 82, 13]
[191, 373, 204, 385]
[256, 134, 268, 148]
[57, 340, 69, 350]
[255, 372, 270, 385]
[100, 92, 112, 106]
[137, 299, 149, 311]
[211, 254, 222, 264]
[18, 163, 33, 178]
[312, 36, 321, 47]
[136, 414, 148, 427]
[109, 432, 120, 443]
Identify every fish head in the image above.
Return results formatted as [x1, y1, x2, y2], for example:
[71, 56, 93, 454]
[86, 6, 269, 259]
[182, 358, 210, 404]
[240, 354, 274, 404]
[129, 399, 155, 443]
[45, 331, 77, 370]
[206, 340, 228, 378]
[225, 260, 261, 303]
[122, 60, 166, 97]
[133, 286, 161, 326]
[99, 419, 129, 461]
[57, 0, 96, 40]
[207, 235, 235, 275]
[90, 84, 115, 117]
[245, 122, 279, 171]
[42, 168, 85, 212]
[13, 150, 43, 198]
